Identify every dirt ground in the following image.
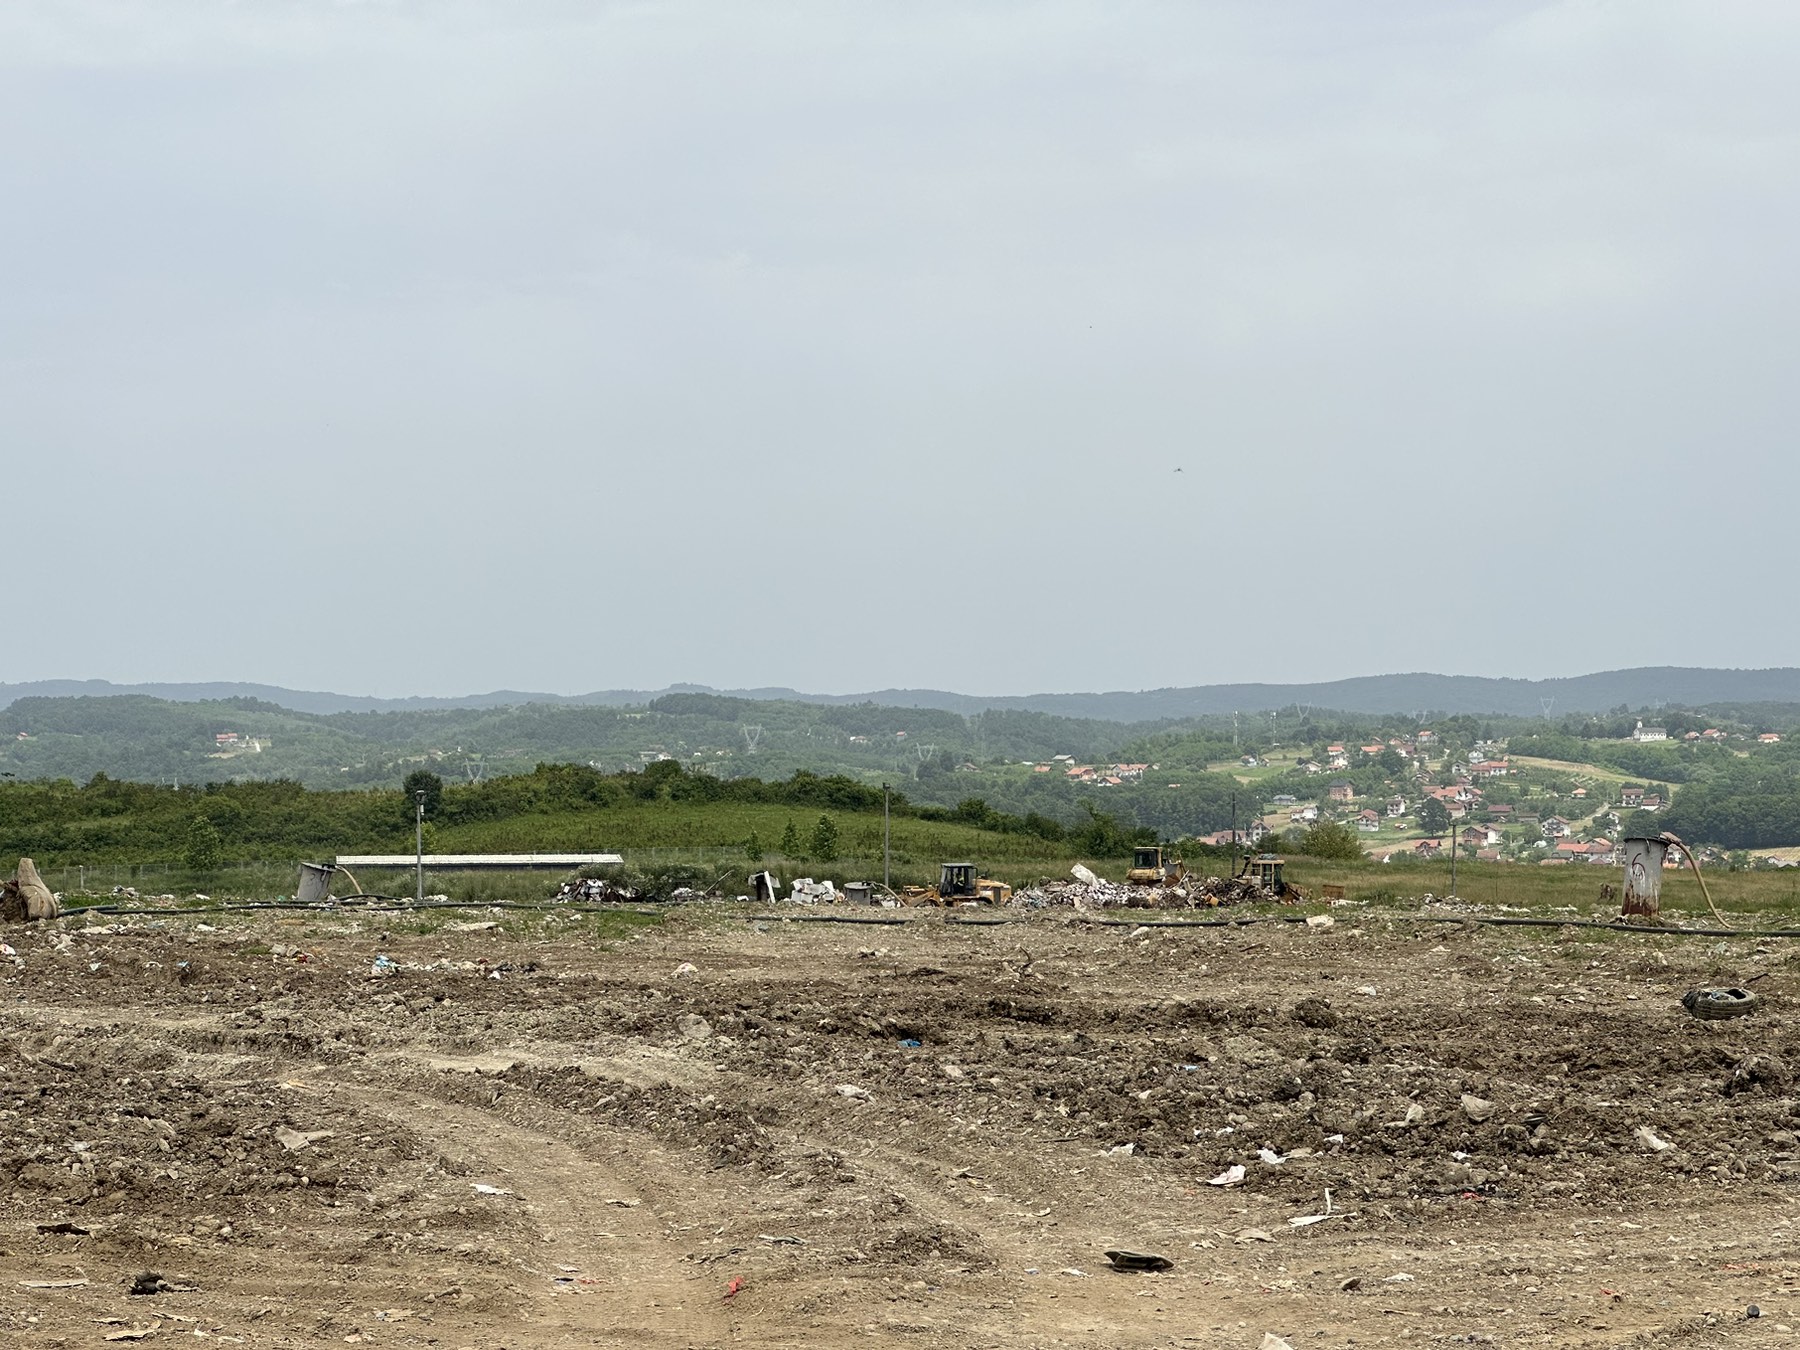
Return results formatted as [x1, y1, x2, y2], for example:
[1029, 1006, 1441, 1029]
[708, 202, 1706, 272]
[3, 904, 1799, 1349]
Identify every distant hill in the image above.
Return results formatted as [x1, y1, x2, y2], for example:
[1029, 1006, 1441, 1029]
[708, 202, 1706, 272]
[6, 667, 1800, 721]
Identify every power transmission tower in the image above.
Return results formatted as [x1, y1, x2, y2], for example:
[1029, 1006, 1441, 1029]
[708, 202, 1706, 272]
[742, 725, 763, 753]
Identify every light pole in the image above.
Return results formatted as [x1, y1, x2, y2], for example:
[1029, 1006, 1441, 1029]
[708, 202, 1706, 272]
[414, 789, 426, 904]
[882, 782, 891, 890]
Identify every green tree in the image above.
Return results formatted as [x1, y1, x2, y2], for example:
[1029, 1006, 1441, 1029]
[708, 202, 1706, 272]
[183, 814, 222, 872]
[810, 814, 840, 862]
[743, 829, 764, 864]
[1417, 796, 1450, 834]
[403, 769, 444, 818]
[1300, 820, 1364, 861]
[779, 818, 803, 858]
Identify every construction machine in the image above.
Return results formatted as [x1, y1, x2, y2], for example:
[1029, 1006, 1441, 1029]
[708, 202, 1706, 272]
[900, 862, 1013, 906]
[1236, 853, 1307, 901]
[1126, 845, 1187, 887]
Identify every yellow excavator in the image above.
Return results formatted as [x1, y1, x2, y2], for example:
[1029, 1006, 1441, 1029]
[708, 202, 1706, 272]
[901, 862, 1013, 906]
[1126, 845, 1187, 887]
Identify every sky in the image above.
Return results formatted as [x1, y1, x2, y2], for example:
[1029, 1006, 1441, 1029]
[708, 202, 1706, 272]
[5, 1, 1798, 698]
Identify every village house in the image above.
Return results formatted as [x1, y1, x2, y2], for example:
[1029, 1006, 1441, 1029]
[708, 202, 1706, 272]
[1632, 721, 1668, 742]
[1288, 804, 1320, 824]
[1414, 839, 1444, 859]
[1487, 804, 1514, 819]
[1641, 793, 1663, 812]
[1702, 728, 1728, 742]
[1356, 809, 1381, 832]
[1327, 780, 1355, 802]
[1471, 760, 1509, 779]
[1462, 823, 1504, 847]
[1760, 733, 1783, 744]
[1541, 816, 1573, 839]
[1297, 759, 1323, 775]
[1385, 795, 1407, 817]
[1620, 786, 1645, 808]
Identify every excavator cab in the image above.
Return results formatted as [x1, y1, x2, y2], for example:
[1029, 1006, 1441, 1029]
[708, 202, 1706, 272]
[939, 862, 978, 900]
[1132, 846, 1163, 872]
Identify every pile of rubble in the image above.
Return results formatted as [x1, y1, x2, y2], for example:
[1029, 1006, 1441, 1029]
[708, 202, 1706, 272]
[553, 876, 638, 903]
[1012, 868, 1278, 911]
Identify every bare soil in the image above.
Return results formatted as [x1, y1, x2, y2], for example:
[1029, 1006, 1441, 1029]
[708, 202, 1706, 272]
[3, 907, 1799, 1348]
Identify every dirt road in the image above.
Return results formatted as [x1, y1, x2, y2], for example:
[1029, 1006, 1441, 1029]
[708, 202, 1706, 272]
[2, 906, 1797, 1347]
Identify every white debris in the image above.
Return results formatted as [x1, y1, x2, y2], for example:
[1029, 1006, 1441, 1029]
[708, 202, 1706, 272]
[1635, 1125, 1675, 1153]
[1207, 1164, 1246, 1187]
[471, 1183, 514, 1196]
[1257, 1147, 1287, 1166]
[835, 1083, 872, 1101]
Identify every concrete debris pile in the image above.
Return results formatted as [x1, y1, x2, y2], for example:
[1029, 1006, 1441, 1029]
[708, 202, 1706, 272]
[1, 857, 61, 923]
[1011, 868, 1277, 911]
[787, 878, 839, 905]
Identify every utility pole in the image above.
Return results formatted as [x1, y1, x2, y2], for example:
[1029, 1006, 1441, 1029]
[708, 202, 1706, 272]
[1448, 816, 1459, 899]
[1229, 792, 1239, 879]
[882, 782, 891, 890]
[414, 789, 426, 904]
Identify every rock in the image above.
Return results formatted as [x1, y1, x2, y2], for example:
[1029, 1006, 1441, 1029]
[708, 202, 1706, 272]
[677, 1014, 713, 1041]
[1261, 1335, 1296, 1350]
[1290, 997, 1339, 1029]
[1461, 1093, 1495, 1123]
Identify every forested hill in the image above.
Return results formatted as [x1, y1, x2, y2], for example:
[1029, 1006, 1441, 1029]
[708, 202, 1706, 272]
[5, 667, 1800, 720]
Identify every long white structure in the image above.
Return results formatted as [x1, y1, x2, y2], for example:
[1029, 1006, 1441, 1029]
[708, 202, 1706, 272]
[335, 853, 623, 869]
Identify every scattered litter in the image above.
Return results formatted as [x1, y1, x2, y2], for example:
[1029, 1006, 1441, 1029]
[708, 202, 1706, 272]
[1060, 1267, 1090, 1277]
[1257, 1147, 1287, 1166]
[1103, 1249, 1172, 1272]
[1070, 864, 1100, 888]
[1102, 1143, 1136, 1159]
[1290, 1189, 1337, 1227]
[1461, 1094, 1495, 1123]
[370, 955, 398, 977]
[1207, 1164, 1246, 1187]
[1682, 987, 1757, 1020]
[1384, 1272, 1415, 1283]
[604, 1197, 640, 1208]
[470, 1184, 514, 1196]
[835, 1084, 872, 1101]
[672, 961, 700, 977]
[758, 1234, 805, 1245]
[273, 1127, 334, 1152]
[20, 1277, 90, 1288]
[1233, 1228, 1274, 1243]
[104, 1328, 159, 1342]
[1635, 1126, 1675, 1153]
[36, 1221, 90, 1235]
[1261, 1336, 1296, 1350]
[1304, 915, 1334, 930]
[898, 1038, 922, 1048]
[128, 1271, 173, 1296]
[722, 1277, 744, 1301]
[446, 921, 500, 933]
[1354, 985, 1379, 997]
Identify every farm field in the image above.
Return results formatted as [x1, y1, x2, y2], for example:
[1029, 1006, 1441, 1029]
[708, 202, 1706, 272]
[4, 894, 1800, 1348]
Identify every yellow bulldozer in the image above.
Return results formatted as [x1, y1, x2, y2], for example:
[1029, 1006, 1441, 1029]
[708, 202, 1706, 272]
[1126, 844, 1187, 887]
[900, 861, 1013, 906]
[1237, 852, 1307, 902]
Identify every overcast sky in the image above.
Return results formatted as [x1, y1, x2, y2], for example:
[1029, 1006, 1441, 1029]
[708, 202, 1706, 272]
[4, 1, 1796, 698]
